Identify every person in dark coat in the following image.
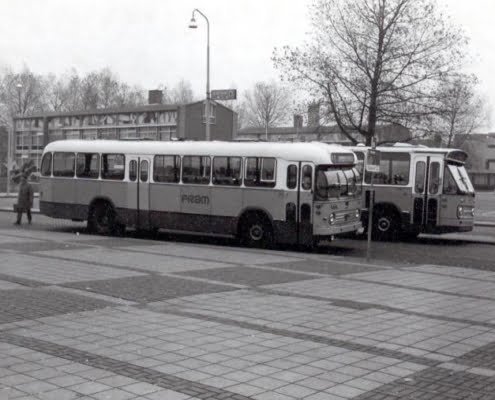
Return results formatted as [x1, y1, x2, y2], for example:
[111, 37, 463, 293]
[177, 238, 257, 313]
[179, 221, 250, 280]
[14, 175, 34, 225]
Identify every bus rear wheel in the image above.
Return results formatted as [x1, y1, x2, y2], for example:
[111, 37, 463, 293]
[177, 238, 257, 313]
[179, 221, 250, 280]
[240, 214, 273, 248]
[372, 209, 399, 241]
[88, 202, 118, 235]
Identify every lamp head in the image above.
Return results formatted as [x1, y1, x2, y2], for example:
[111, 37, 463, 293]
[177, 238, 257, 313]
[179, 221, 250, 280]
[16, 83, 22, 89]
[188, 16, 197, 29]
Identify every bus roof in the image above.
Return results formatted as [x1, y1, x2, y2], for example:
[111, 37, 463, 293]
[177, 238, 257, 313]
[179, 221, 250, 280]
[44, 140, 356, 164]
[350, 144, 463, 155]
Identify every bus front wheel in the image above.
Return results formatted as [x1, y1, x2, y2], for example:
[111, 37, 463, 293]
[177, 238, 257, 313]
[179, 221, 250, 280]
[240, 214, 273, 248]
[372, 209, 399, 241]
[88, 202, 118, 235]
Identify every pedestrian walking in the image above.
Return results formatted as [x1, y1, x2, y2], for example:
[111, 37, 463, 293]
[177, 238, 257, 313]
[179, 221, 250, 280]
[14, 175, 34, 225]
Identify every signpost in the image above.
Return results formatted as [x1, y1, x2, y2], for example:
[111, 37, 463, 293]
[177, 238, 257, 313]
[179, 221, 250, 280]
[211, 89, 237, 101]
[366, 146, 381, 262]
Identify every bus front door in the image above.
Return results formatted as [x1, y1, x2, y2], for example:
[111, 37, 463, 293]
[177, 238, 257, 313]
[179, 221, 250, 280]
[127, 156, 152, 230]
[412, 156, 443, 232]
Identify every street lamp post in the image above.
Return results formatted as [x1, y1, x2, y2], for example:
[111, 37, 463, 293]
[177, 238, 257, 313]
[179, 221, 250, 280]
[189, 9, 211, 141]
[6, 83, 22, 195]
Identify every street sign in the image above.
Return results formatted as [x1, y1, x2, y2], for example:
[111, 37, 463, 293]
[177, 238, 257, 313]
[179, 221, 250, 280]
[365, 149, 381, 173]
[211, 89, 237, 101]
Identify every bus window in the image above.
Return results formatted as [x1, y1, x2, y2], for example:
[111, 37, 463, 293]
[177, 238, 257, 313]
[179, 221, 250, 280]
[261, 158, 276, 182]
[53, 152, 75, 177]
[429, 162, 440, 194]
[287, 165, 297, 189]
[101, 154, 125, 180]
[76, 153, 99, 179]
[414, 161, 426, 193]
[213, 157, 242, 186]
[140, 160, 149, 182]
[129, 160, 137, 182]
[154, 155, 180, 183]
[302, 165, 312, 190]
[245, 157, 276, 187]
[182, 156, 211, 184]
[40, 153, 52, 176]
[365, 152, 410, 185]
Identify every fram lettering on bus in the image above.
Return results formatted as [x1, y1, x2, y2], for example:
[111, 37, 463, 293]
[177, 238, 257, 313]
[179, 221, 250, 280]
[181, 194, 210, 205]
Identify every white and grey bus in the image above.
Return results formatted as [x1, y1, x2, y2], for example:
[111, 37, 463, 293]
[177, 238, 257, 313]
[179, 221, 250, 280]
[39, 140, 362, 247]
[351, 144, 475, 240]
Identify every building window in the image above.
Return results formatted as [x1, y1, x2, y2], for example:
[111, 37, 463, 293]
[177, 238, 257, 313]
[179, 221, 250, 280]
[154, 155, 181, 183]
[182, 156, 211, 184]
[101, 154, 125, 180]
[213, 157, 242, 186]
[76, 153, 99, 179]
[53, 152, 75, 177]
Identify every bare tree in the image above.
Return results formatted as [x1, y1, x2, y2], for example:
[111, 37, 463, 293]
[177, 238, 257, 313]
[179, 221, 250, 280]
[273, 0, 469, 145]
[431, 74, 489, 147]
[170, 79, 195, 104]
[0, 66, 46, 120]
[243, 81, 291, 134]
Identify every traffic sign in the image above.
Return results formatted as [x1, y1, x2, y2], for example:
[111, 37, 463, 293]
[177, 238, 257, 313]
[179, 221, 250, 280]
[211, 89, 237, 101]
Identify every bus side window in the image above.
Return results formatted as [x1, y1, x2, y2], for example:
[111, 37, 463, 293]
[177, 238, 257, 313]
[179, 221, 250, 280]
[415, 161, 426, 193]
[154, 155, 180, 183]
[245, 157, 276, 188]
[302, 165, 312, 190]
[76, 153, 99, 179]
[40, 153, 52, 176]
[182, 156, 211, 184]
[429, 162, 440, 194]
[213, 157, 242, 186]
[53, 152, 75, 177]
[101, 154, 125, 180]
[287, 165, 297, 189]
[129, 160, 137, 182]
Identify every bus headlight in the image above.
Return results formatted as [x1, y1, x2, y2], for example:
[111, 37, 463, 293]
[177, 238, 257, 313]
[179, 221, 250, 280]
[457, 205, 463, 218]
[355, 209, 360, 219]
[328, 213, 336, 225]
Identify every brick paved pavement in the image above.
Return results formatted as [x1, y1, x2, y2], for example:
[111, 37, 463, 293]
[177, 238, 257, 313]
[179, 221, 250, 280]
[1, 223, 495, 399]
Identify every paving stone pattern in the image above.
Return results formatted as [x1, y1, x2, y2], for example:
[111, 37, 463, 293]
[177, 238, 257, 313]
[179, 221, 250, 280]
[65, 275, 238, 303]
[266, 259, 384, 275]
[0, 288, 115, 325]
[0, 341, 202, 400]
[151, 290, 495, 360]
[353, 367, 495, 400]
[177, 266, 318, 287]
[0, 333, 252, 400]
[4, 307, 430, 399]
[457, 341, 495, 370]
[0, 253, 146, 284]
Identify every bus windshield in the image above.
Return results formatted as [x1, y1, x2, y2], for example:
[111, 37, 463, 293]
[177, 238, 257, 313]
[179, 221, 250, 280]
[316, 166, 361, 200]
[443, 164, 475, 195]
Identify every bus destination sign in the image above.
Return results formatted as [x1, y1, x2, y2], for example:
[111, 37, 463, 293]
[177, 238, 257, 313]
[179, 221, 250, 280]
[211, 89, 237, 101]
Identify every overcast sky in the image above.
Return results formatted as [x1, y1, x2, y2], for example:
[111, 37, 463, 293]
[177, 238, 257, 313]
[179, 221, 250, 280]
[0, 0, 494, 131]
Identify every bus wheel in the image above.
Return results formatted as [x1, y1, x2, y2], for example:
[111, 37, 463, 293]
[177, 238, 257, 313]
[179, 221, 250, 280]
[372, 209, 399, 241]
[88, 202, 115, 235]
[240, 215, 273, 248]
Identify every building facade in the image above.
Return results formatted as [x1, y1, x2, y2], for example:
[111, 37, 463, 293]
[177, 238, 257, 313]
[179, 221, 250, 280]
[454, 133, 495, 190]
[11, 96, 237, 172]
[236, 124, 411, 145]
